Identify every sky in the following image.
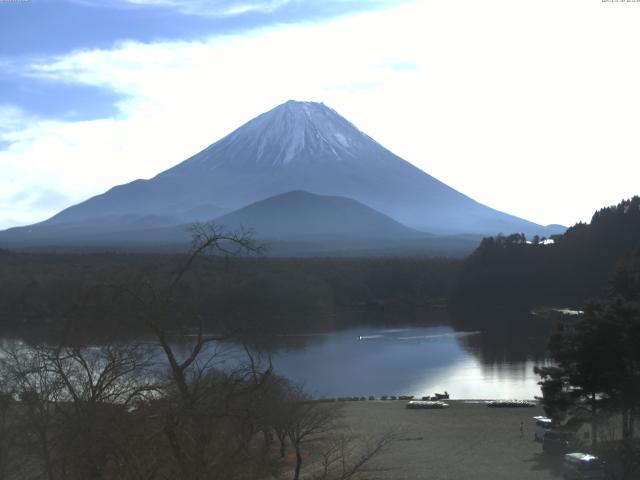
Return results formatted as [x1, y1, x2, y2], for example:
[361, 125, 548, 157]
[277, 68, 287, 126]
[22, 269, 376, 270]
[1, 0, 639, 230]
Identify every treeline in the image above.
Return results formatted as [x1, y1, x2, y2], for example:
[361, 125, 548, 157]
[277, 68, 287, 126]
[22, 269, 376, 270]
[451, 196, 640, 308]
[0, 248, 460, 334]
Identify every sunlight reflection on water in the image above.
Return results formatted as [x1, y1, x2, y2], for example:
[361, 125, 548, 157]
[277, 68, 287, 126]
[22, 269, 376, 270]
[267, 325, 550, 400]
[0, 323, 551, 400]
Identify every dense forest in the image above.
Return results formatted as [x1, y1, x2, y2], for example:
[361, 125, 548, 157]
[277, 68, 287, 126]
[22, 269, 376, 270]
[451, 196, 640, 309]
[0, 248, 459, 335]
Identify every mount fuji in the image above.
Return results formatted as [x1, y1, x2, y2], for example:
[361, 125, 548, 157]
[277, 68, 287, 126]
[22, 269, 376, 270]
[0, 100, 563, 253]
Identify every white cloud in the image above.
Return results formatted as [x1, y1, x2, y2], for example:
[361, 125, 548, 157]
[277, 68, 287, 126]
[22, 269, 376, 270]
[3, 0, 640, 229]
[68, 0, 404, 16]
[68, 0, 292, 16]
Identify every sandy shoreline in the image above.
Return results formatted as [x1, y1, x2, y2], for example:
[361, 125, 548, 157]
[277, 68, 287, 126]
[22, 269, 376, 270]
[338, 400, 563, 480]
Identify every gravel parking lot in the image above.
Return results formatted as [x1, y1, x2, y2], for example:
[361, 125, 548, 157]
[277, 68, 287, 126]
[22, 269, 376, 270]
[339, 400, 564, 480]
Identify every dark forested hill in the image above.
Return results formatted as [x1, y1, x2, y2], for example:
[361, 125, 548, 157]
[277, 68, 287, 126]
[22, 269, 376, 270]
[450, 196, 640, 308]
[215, 190, 421, 238]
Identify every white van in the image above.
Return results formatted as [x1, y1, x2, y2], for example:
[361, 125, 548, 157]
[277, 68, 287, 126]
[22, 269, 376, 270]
[533, 416, 553, 442]
[562, 453, 604, 480]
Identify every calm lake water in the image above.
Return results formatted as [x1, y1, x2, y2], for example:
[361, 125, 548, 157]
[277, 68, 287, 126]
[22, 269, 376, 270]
[2, 313, 556, 401]
[262, 324, 551, 400]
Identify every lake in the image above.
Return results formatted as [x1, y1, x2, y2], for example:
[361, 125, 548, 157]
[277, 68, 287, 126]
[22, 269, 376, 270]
[2, 313, 556, 401]
[229, 319, 554, 400]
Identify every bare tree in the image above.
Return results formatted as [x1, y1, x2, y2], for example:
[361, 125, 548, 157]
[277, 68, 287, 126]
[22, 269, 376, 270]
[279, 389, 398, 480]
[285, 393, 342, 480]
[0, 223, 396, 480]
[0, 340, 158, 480]
[45, 342, 157, 479]
[311, 429, 398, 480]
[0, 379, 23, 480]
[108, 222, 277, 480]
[0, 344, 65, 480]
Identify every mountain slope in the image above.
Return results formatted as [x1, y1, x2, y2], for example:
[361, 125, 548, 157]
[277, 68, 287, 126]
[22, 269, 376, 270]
[37, 100, 560, 236]
[0, 100, 565, 253]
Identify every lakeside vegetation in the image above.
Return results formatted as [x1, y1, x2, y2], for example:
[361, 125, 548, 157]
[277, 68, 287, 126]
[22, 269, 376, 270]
[533, 250, 640, 479]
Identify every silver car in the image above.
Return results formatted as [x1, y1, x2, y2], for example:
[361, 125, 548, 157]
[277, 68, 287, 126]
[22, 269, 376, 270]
[562, 453, 605, 480]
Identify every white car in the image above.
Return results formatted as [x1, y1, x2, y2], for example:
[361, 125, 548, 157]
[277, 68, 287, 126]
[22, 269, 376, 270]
[562, 453, 605, 479]
[533, 416, 553, 442]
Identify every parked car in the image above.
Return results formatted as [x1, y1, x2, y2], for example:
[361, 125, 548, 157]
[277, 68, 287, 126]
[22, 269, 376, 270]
[406, 400, 449, 409]
[542, 431, 578, 454]
[562, 453, 605, 480]
[533, 416, 553, 441]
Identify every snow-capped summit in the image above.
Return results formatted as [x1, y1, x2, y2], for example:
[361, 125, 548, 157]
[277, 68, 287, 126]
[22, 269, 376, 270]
[170, 100, 374, 170]
[10, 100, 563, 241]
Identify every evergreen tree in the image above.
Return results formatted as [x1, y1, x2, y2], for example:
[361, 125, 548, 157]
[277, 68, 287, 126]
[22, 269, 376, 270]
[536, 255, 640, 447]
